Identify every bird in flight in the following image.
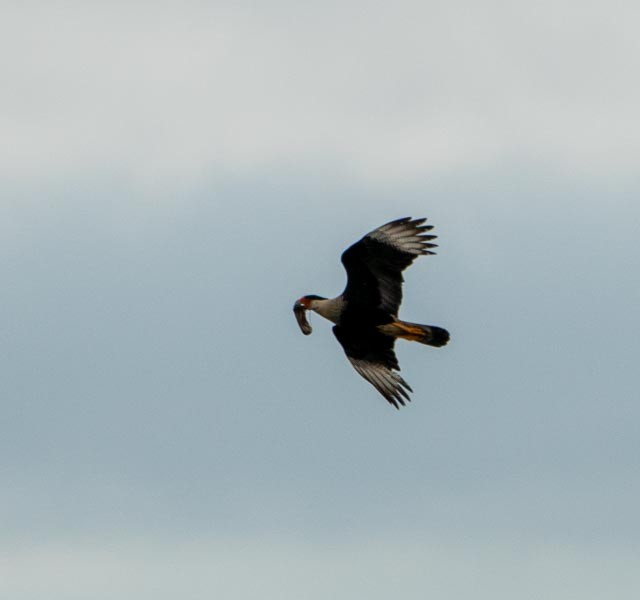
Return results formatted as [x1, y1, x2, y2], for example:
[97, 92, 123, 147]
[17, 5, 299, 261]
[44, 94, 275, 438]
[293, 217, 449, 408]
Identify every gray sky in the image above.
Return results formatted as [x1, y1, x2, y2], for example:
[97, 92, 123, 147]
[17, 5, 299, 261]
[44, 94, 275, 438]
[2, 2, 640, 599]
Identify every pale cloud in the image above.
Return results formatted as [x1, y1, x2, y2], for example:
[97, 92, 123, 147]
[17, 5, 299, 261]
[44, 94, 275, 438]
[1, 1, 639, 186]
[3, 534, 639, 600]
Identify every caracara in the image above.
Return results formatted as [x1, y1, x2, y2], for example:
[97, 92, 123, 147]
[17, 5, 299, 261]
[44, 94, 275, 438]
[293, 217, 449, 408]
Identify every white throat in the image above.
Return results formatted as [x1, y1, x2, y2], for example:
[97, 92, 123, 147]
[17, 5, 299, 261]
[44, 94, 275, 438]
[310, 296, 344, 325]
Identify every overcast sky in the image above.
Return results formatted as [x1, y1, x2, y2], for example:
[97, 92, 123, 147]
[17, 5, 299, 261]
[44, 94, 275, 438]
[2, 2, 640, 599]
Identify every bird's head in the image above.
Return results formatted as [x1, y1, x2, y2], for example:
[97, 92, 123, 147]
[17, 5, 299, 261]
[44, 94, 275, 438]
[293, 295, 326, 335]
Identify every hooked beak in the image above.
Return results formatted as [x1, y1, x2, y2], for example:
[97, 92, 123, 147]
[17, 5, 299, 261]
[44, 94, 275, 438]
[293, 301, 312, 335]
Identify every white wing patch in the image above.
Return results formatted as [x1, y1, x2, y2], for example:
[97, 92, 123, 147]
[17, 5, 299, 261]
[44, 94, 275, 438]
[368, 217, 436, 256]
[348, 358, 413, 408]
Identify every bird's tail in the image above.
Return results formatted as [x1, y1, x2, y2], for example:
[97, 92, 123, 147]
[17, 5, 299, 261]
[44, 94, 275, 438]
[383, 320, 450, 347]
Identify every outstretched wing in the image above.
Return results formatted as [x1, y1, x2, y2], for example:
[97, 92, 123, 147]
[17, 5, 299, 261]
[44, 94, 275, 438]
[333, 325, 413, 408]
[340, 217, 437, 318]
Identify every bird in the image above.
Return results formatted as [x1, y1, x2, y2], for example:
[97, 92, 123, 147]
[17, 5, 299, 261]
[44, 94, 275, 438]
[293, 216, 449, 408]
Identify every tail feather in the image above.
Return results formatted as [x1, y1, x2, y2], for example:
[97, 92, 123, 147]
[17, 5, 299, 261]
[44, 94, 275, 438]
[383, 320, 450, 347]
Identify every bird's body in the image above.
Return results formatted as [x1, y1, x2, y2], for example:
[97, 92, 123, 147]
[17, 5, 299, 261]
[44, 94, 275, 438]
[293, 217, 449, 408]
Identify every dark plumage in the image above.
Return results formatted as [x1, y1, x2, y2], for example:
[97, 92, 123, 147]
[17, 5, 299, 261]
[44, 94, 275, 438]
[293, 217, 449, 408]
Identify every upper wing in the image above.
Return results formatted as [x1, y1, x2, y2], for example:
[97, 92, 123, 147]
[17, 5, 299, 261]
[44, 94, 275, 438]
[333, 325, 413, 408]
[340, 217, 437, 318]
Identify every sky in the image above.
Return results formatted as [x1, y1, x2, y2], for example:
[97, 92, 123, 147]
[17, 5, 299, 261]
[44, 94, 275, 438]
[2, 1, 640, 598]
